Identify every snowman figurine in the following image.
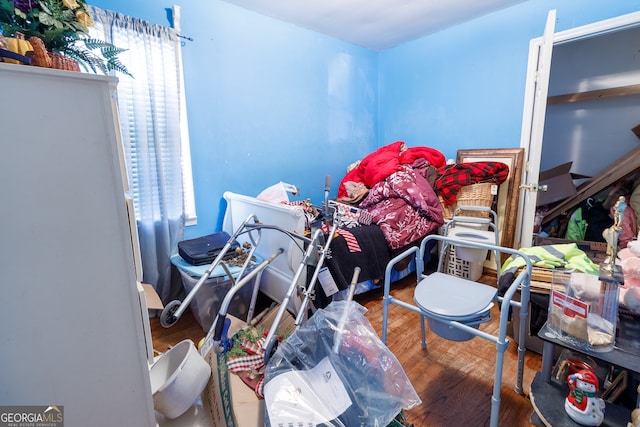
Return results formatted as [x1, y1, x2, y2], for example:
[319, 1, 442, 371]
[565, 370, 606, 426]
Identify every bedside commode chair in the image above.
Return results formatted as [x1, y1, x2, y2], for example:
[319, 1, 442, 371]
[381, 208, 532, 427]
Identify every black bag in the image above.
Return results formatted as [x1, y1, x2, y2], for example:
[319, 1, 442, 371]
[178, 232, 240, 265]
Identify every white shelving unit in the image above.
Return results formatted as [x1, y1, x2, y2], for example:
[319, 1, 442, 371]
[0, 63, 155, 426]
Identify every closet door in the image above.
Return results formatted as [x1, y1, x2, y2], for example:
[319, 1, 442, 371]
[517, 10, 640, 248]
[517, 10, 556, 248]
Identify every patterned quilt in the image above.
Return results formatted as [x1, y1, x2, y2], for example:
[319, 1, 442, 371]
[360, 163, 444, 250]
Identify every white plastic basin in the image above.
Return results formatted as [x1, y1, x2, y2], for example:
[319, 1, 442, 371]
[149, 339, 211, 419]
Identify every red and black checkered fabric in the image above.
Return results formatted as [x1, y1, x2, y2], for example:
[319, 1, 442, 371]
[435, 161, 509, 205]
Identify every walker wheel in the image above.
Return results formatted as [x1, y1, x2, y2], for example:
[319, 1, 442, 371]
[160, 300, 181, 328]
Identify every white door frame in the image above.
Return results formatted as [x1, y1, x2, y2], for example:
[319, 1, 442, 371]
[516, 10, 556, 249]
[517, 10, 640, 248]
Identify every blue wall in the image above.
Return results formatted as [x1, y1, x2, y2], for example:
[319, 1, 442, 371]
[91, 0, 379, 238]
[91, 0, 640, 238]
[378, 0, 640, 161]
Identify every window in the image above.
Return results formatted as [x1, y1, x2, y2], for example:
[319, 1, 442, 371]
[89, 6, 196, 226]
[89, 5, 195, 300]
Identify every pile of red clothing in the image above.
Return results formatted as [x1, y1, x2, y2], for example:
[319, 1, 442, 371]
[336, 141, 510, 250]
[337, 141, 446, 250]
[337, 141, 446, 201]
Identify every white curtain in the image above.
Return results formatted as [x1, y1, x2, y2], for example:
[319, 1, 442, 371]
[89, 6, 185, 303]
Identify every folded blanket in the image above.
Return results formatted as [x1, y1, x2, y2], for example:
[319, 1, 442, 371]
[501, 243, 600, 275]
[435, 161, 509, 205]
[498, 243, 600, 298]
[360, 164, 443, 250]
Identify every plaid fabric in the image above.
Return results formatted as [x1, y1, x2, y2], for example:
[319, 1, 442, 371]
[238, 336, 265, 357]
[226, 335, 266, 372]
[227, 353, 264, 373]
[226, 335, 267, 397]
[255, 376, 265, 399]
[435, 161, 509, 205]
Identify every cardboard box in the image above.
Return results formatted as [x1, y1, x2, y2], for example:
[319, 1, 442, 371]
[202, 315, 265, 427]
[537, 162, 577, 206]
[201, 308, 296, 427]
[141, 283, 164, 310]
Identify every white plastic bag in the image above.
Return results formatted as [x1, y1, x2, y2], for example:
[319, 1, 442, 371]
[257, 182, 299, 203]
[263, 300, 421, 427]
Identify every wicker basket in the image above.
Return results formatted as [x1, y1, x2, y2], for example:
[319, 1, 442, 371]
[25, 36, 80, 72]
[49, 52, 81, 72]
[439, 182, 496, 220]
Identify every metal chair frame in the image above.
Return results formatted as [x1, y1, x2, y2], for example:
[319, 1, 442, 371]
[381, 231, 532, 427]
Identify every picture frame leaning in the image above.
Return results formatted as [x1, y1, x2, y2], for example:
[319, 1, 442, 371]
[456, 148, 525, 258]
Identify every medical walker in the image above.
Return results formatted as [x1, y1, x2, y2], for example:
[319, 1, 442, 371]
[161, 177, 341, 363]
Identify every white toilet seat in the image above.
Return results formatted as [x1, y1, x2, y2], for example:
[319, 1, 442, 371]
[414, 272, 496, 320]
[447, 226, 496, 244]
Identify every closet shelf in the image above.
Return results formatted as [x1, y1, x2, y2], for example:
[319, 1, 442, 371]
[547, 83, 640, 105]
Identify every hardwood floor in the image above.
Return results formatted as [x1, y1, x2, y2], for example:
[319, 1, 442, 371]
[150, 274, 542, 427]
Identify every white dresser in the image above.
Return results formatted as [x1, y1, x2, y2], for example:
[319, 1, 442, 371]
[0, 63, 155, 426]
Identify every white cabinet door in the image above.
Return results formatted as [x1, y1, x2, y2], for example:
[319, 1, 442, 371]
[0, 63, 155, 426]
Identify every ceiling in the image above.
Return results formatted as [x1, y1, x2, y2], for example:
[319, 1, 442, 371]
[221, 0, 527, 51]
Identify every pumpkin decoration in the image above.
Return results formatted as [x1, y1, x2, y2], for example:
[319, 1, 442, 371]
[2, 32, 33, 64]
